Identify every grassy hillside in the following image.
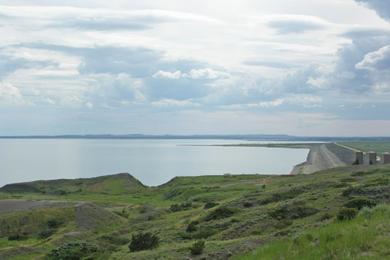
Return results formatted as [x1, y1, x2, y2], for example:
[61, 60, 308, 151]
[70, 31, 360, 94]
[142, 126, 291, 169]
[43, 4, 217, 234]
[0, 173, 145, 195]
[237, 204, 390, 260]
[1, 165, 390, 259]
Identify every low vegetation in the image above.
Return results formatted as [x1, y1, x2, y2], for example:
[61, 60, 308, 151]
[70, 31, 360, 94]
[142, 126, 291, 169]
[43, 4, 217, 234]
[238, 204, 390, 259]
[0, 163, 389, 259]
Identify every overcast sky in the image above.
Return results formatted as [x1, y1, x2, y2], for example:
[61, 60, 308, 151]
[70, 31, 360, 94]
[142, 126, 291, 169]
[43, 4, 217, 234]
[0, 0, 389, 136]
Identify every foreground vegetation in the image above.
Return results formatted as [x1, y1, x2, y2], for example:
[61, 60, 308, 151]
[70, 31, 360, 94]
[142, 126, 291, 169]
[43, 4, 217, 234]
[237, 204, 390, 260]
[0, 164, 390, 259]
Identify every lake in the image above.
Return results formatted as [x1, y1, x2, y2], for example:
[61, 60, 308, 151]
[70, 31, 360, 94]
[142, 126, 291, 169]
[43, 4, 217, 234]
[0, 139, 309, 187]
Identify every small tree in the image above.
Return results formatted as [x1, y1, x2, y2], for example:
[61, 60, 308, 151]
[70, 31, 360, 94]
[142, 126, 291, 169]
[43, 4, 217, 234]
[190, 240, 205, 255]
[129, 232, 159, 252]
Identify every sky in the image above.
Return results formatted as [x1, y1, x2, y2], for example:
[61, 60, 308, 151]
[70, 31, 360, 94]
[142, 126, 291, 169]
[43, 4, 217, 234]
[0, 0, 389, 136]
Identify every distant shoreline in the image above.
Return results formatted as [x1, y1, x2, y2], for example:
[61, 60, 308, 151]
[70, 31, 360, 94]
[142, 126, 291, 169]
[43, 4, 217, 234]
[1, 134, 390, 142]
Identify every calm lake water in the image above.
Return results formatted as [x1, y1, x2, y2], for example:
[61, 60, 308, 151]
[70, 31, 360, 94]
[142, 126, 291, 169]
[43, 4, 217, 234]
[0, 139, 309, 187]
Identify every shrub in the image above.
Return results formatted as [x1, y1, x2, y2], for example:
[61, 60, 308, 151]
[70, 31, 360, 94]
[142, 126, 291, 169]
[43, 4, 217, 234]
[192, 227, 217, 239]
[204, 202, 219, 209]
[243, 201, 254, 208]
[190, 240, 205, 255]
[8, 234, 27, 241]
[204, 207, 235, 221]
[47, 219, 62, 229]
[46, 241, 98, 260]
[186, 221, 199, 233]
[344, 198, 376, 210]
[38, 229, 56, 239]
[128, 232, 159, 252]
[269, 204, 319, 220]
[170, 202, 192, 212]
[337, 208, 358, 221]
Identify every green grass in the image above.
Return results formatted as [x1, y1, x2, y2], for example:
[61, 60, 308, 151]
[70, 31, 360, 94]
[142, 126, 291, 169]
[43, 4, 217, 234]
[340, 141, 390, 155]
[236, 204, 390, 260]
[1, 164, 390, 259]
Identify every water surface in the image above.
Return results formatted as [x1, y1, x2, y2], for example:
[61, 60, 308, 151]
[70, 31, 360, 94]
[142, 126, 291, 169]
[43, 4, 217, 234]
[0, 139, 309, 186]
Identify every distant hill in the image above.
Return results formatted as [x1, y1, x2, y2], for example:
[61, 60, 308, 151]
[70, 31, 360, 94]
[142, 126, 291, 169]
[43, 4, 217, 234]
[0, 173, 145, 195]
[1, 134, 390, 141]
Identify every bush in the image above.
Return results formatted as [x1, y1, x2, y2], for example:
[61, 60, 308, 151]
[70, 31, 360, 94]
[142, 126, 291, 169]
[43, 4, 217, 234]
[204, 207, 235, 221]
[46, 241, 98, 260]
[186, 221, 199, 233]
[128, 232, 159, 252]
[337, 208, 358, 221]
[204, 202, 219, 209]
[8, 234, 27, 241]
[344, 198, 376, 210]
[47, 219, 62, 229]
[243, 201, 254, 208]
[170, 202, 192, 212]
[269, 204, 319, 220]
[190, 240, 205, 255]
[38, 229, 56, 239]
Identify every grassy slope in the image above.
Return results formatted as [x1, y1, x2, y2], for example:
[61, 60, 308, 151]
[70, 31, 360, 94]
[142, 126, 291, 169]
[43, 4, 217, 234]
[1, 164, 390, 259]
[237, 204, 390, 260]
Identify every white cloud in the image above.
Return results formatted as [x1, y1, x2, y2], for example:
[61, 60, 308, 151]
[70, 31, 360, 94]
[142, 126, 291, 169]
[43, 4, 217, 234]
[151, 98, 199, 107]
[0, 81, 25, 105]
[247, 99, 285, 108]
[355, 45, 390, 71]
[152, 70, 182, 79]
[262, 14, 331, 34]
[185, 68, 230, 79]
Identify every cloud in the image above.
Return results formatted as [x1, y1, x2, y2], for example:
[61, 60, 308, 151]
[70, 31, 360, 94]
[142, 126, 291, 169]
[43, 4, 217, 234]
[185, 68, 230, 80]
[308, 27, 390, 93]
[0, 6, 221, 31]
[263, 15, 330, 34]
[356, 45, 390, 71]
[153, 68, 229, 80]
[243, 60, 299, 69]
[151, 98, 199, 107]
[247, 98, 285, 108]
[84, 73, 146, 106]
[0, 81, 25, 105]
[355, 0, 390, 21]
[153, 70, 182, 79]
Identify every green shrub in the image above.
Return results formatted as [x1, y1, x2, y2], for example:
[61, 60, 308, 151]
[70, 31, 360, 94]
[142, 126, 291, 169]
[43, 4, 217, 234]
[337, 208, 358, 221]
[47, 219, 62, 229]
[344, 198, 376, 210]
[186, 221, 199, 232]
[170, 202, 192, 212]
[46, 241, 98, 260]
[190, 240, 205, 255]
[204, 207, 235, 221]
[204, 202, 219, 209]
[191, 226, 217, 239]
[8, 234, 27, 241]
[269, 204, 319, 220]
[243, 201, 254, 208]
[38, 229, 56, 239]
[128, 232, 159, 252]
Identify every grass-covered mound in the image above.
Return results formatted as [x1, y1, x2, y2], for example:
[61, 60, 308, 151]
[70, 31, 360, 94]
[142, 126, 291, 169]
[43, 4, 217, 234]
[0, 164, 389, 259]
[237, 204, 390, 260]
[0, 173, 145, 195]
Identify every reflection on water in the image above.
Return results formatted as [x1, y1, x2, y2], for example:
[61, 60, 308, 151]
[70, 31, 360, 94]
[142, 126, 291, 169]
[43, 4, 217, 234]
[0, 139, 309, 186]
